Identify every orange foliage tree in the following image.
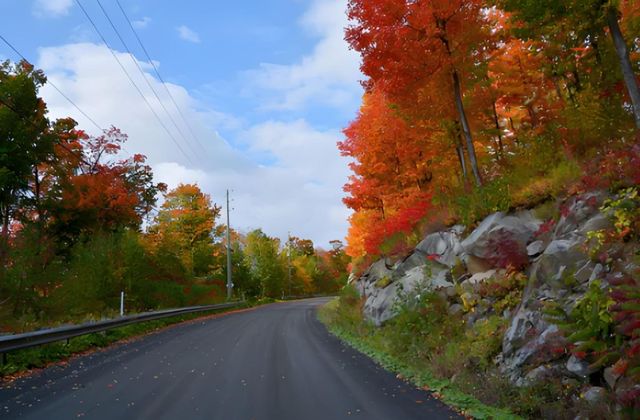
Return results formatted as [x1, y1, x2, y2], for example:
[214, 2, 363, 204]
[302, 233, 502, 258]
[147, 183, 221, 276]
[42, 126, 165, 243]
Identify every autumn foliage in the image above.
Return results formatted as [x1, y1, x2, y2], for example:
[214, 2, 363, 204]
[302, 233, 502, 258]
[341, 0, 640, 260]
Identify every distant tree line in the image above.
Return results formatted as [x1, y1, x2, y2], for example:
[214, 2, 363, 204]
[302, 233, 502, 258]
[0, 60, 348, 332]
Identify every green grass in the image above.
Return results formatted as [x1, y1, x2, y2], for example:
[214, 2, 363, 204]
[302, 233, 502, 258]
[317, 287, 592, 419]
[317, 297, 521, 420]
[0, 301, 259, 379]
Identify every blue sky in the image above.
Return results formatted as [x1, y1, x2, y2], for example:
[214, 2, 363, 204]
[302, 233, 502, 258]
[0, 0, 362, 247]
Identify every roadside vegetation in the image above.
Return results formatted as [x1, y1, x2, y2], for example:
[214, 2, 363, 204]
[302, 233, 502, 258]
[332, 1, 640, 418]
[319, 286, 616, 419]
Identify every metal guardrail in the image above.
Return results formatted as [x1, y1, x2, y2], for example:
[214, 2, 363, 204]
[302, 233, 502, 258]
[0, 301, 245, 358]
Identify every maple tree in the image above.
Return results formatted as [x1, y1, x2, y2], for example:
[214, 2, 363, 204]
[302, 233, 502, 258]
[339, 88, 436, 257]
[148, 183, 220, 276]
[34, 126, 165, 247]
[346, 0, 496, 186]
[341, 0, 639, 262]
[499, 0, 640, 129]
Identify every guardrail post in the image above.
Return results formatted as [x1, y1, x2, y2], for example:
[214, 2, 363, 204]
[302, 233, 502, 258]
[120, 291, 125, 317]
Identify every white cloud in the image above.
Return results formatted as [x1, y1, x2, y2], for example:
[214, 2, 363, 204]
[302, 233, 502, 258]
[132, 16, 152, 29]
[35, 42, 351, 247]
[176, 25, 201, 43]
[244, 0, 361, 111]
[33, 0, 73, 17]
[37, 42, 239, 168]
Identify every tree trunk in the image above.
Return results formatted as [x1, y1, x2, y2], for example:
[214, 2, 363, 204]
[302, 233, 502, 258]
[607, 6, 640, 129]
[452, 70, 482, 186]
[456, 143, 468, 183]
[492, 101, 504, 160]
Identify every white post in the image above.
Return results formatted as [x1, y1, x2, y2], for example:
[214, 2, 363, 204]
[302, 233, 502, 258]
[120, 291, 124, 316]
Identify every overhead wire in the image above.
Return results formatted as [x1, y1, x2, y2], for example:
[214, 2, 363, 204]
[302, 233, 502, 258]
[73, 0, 195, 165]
[0, 95, 92, 167]
[94, 0, 201, 158]
[114, 0, 208, 154]
[0, 34, 105, 133]
[0, 34, 135, 157]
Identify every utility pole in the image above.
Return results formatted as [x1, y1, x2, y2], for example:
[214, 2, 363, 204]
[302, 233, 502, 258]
[226, 189, 233, 300]
[287, 232, 292, 298]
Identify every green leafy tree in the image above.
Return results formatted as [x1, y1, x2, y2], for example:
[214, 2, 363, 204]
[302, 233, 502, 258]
[227, 240, 260, 298]
[244, 229, 285, 298]
[0, 60, 54, 263]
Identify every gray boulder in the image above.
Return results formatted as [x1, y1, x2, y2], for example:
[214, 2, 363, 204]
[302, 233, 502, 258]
[502, 323, 568, 382]
[356, 258, 393, 297]
[583, 386, 607, 404]
[362, 281, 402, 326]
[415, 225, 464, 267]
[362, 261, 453, 326]
[530, 235, 589, 289]
[461, 211, 541, 267]
[566, 354, 593, 379]
[554, 192, 607, 238]
[465, 269, 501, 286]
[392, 251, 428, 280]
[527, 240, 546, 257]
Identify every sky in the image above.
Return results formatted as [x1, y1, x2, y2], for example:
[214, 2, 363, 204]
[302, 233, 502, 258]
[0, 0, 363, 248]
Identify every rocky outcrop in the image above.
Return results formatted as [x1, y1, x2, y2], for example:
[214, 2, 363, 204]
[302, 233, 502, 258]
[500, 193, 612, 382]
[350, 189, 636, 389]
[356, 227, 463, 326]
[460, 211, 541, 265]
[415, 225, 464, 267]
[353, 210, 547, 328]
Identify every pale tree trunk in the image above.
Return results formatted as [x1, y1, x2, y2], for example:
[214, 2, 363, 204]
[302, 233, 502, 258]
[607, 6, 640, 129]
[456, 142, 468, 182]
[452, 70, 482, 186]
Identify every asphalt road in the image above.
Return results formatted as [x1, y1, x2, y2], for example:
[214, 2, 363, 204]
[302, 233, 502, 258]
[0, 298, 461, 419]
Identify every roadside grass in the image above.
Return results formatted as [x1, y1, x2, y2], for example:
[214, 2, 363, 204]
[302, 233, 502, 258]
[318, 298, 518, 419]
[317, 288, 585, 419]
[0, 298, 274, 380]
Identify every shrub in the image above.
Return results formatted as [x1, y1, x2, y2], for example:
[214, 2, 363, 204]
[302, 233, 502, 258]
[486, 231, 529, 270]
[451, 177, 511, 226]
[601, 187, 640, 241]
[477, 270, 528, 314]
[581, 143, 640, 191]
[546, 280, 615, 361]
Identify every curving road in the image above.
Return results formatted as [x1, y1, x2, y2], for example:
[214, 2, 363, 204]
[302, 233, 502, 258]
[0, 298, 460, 419]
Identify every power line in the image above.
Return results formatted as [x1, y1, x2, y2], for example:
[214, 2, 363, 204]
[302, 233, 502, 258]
[114, 0, 208, 154]
[94, 0, 200, 158]
[74, 0, 195, 165]
[0, 95, 92, 167]
[0, 34, 104, 133]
